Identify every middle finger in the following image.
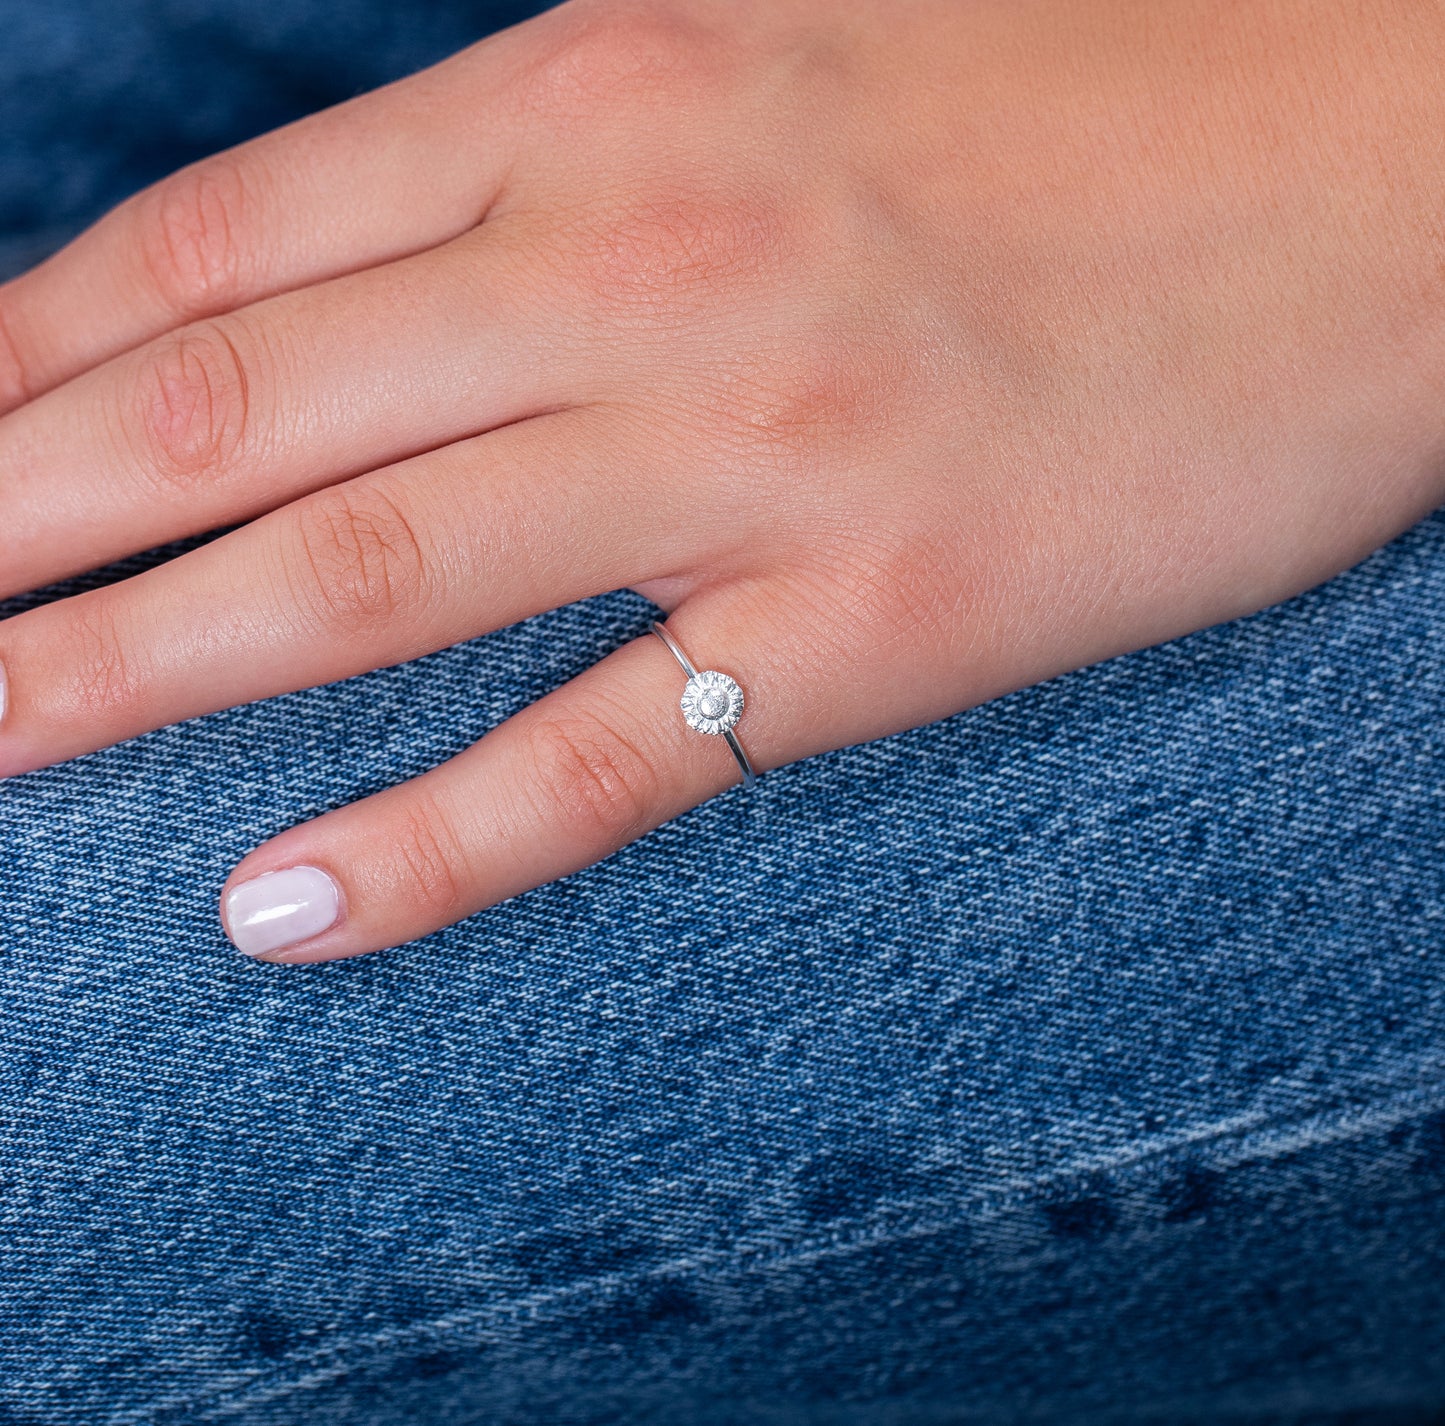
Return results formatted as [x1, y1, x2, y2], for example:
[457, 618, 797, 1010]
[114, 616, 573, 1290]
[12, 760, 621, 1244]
[2, 213, 590, 599]
[0, 403, 708, 778]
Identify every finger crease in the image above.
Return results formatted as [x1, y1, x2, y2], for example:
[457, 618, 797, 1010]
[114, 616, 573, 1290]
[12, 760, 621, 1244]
[0, 297, 34, 405]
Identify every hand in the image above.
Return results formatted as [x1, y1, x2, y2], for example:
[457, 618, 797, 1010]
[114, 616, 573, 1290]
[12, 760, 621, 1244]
[2, 0, 1442, 962]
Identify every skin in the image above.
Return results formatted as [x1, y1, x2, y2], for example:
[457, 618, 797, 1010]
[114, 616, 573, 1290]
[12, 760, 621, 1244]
[0, 0, 1442, 962]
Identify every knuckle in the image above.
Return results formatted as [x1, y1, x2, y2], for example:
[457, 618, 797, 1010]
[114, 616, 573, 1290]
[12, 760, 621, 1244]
[292, 484, 432, 639]
[738, 342, 880, 462]
[820, 517, 971, 661]
[138, 157, 251, 318]
[525, 710, 659, 847]
[569, 188, 787, 316]
[391, 795, 470, 921]
[0, 289, 34, 407]
[519, 1, 704, 115]
[126, 320, 254, 486]
[708, 325, 906, 491]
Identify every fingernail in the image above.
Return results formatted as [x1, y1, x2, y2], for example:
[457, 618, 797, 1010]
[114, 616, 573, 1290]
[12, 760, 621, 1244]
[0, 662, 8, 725]
[224, 865, 341, 957]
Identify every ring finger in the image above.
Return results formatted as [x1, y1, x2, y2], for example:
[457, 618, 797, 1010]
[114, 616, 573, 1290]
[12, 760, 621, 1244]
[220, 586, 804, 964]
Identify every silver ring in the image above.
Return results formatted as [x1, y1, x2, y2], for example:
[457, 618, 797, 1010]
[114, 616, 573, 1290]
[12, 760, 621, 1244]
[649, 620, 757, 789]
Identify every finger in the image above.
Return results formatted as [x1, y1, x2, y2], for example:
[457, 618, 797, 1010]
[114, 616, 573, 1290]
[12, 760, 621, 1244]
[0, 406, 701, 779]
[0, 28, 537, 416]
[217, 592, 801, 963]
[1, 211, 588, 598]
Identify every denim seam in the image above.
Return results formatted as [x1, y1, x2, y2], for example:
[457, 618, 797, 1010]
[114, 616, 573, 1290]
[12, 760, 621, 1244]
[126, 1057, 1445, 1425]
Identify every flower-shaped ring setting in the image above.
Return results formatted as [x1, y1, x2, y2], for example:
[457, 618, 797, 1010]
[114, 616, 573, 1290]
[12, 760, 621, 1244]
[649, 621, 757, 789]
[680, 669, 745, 736]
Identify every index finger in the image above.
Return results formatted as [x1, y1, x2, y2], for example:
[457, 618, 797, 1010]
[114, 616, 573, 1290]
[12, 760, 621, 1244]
[0, 25, 533, 416]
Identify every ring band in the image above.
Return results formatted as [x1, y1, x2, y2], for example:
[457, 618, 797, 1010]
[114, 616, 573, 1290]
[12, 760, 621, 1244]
[649, 620, 757, 790]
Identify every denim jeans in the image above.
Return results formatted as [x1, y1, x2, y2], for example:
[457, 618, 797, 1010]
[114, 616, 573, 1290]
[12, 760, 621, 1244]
[2, 3, 1444, 1423]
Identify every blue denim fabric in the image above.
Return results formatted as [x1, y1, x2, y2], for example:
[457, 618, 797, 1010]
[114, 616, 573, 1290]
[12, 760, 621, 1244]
[2, 3, 1445, 1423]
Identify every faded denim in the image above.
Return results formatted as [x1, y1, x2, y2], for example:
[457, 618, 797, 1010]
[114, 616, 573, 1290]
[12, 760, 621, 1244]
[1, 2, 1444, 1423]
